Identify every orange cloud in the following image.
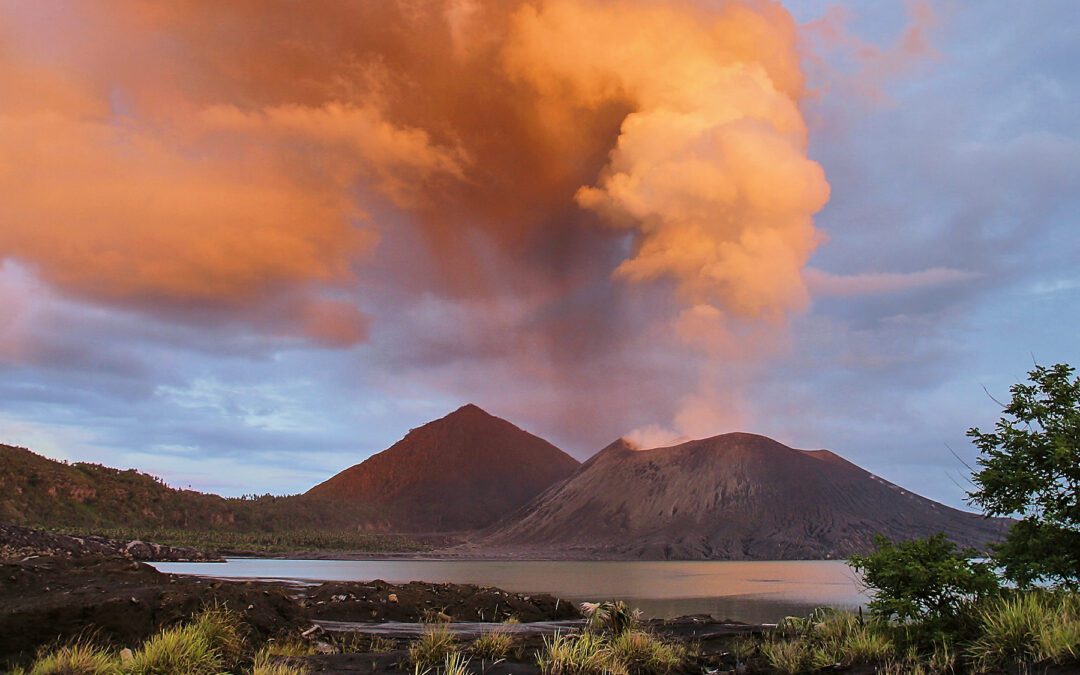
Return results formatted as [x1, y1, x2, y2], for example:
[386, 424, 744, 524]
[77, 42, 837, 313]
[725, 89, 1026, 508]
[0, 0, 829, 358]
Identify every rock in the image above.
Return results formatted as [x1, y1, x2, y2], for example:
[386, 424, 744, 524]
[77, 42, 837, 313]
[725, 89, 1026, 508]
[387, 593, 399, 604]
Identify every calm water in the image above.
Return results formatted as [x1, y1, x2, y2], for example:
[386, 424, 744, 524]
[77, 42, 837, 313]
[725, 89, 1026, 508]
[152, 558, 867, 623]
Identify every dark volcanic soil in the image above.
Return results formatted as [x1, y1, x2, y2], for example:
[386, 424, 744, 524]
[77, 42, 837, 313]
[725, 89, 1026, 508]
[0, 554, 579, 667]
[0, 522, 222, 562]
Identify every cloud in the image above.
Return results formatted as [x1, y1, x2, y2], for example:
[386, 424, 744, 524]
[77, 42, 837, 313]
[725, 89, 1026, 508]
[805, 267, 980, 298]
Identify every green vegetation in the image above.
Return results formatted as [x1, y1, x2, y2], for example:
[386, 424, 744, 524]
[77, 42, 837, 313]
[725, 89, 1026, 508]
[968, 362, 1080, 588]
[0, 443, 434, 553]
[849, 533, 998, 631]
[535, 601, 685, 675]
[408, 624, 458, 669]
[18, 641, 115, 675]
[469, 629, 514, 659]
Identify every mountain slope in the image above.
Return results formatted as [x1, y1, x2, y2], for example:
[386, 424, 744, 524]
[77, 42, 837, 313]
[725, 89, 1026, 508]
[0, 443, 382, 533]
[305, 404, 580, 532]
[482, 432, 1009, 559]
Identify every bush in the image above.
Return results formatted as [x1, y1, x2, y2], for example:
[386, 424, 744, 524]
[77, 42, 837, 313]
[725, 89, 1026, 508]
[850, 534, 999, 631]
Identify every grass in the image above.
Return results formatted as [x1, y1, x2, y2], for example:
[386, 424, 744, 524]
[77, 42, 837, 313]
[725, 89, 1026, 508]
[470, 629, 514, 659]
[608, 630, 684, 674]
[760, 637, 812, 674]
[15, 606, 257, 675]
[442, 650, 472, 675]
[968, 591, 1080, 671]
[251, 651, 310, 674]
[537, 627, 684, 675]
[126, 622, 222, 674]
[537, 631, 614, 675]
[408, 624, 458, 668]
[18, 642, 116, 675]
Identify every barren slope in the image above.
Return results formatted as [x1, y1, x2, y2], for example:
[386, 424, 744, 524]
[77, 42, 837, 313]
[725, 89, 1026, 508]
[305, 404, 580, 532]
[483, 432, 1009, 559]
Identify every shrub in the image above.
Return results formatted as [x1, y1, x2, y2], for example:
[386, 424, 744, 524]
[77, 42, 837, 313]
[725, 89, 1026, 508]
[408, 624, 457, 668]
[849, 534, 999, 631]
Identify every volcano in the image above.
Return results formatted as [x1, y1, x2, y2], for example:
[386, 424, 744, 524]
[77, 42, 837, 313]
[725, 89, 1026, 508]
[305, 404, 580, 532]
[482, 432, 1009, 559]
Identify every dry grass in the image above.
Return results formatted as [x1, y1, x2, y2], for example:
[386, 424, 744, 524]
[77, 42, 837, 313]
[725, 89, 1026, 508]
[409, 624, 458, 668]
[20, 642, 116, 675]
[470, 629, 514, 659]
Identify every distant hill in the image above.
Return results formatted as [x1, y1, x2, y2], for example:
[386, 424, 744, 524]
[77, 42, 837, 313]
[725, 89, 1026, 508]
[481, 433, 1010, 559]
[0, 443, 380, 534]
[305, 404, 581, 532]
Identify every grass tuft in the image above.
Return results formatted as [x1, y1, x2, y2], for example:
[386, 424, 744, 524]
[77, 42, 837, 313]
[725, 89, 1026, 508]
[251, 651, 310, 674]
[125, 623, 221, 674]
[25, 642, 117, 675]
[409, 623, 458, 668]
[470, 629, 514, 660]
[608, 630, 684, 674]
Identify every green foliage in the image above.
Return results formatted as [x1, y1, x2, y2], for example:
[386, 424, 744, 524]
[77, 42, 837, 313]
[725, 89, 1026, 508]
[0, 443, 433, 552]
[968, 362, 1080, 588]
[765, 608, 895, 672]
[850, 534, 999, 629]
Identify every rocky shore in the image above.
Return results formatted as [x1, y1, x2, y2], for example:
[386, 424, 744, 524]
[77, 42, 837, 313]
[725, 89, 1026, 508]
[0, 550, 581, 667]
[0, 523, 223, 562]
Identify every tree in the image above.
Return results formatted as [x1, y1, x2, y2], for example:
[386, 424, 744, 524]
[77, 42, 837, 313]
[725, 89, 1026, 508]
[850, 534, 999, 630]
[968, 362, 1080, 588]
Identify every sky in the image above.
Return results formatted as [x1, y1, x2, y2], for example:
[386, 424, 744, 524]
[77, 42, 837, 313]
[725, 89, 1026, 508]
[0, 0, 1077, 509]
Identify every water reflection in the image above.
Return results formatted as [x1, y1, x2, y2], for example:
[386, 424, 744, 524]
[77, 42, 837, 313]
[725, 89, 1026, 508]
[151, 558, 867, 622]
